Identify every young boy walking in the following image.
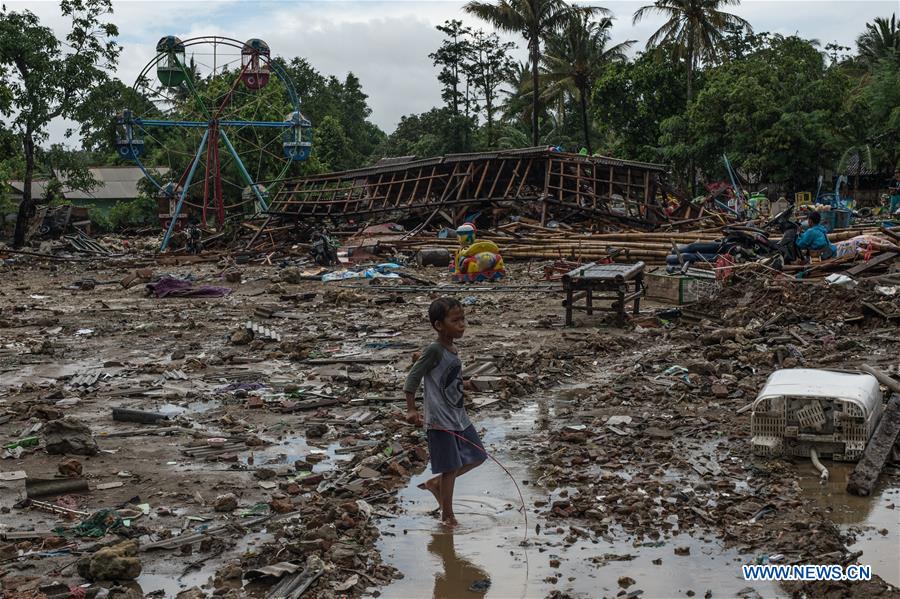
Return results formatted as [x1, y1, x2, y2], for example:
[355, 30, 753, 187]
[404, 297, 486, 526]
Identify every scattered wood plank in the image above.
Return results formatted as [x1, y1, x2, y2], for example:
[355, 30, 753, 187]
[860, 364, 900, 394]
[845, 251, 898, 277]
[847, 394, 900, 496]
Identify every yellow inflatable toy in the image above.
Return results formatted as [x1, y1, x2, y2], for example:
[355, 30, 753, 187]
[451, 223, 505, 282]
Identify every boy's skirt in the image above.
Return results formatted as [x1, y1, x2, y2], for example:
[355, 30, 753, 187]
[426, 424, 486, 474]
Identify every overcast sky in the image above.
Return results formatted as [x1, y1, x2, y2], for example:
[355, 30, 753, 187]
[6, 0, 897, 147]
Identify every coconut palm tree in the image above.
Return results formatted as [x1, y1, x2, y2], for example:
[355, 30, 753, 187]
[542, 15, 634, 154]
[465, 0, 608, 147]
[496, 112, 562, 149]
[632, 0, 751, 108]
[856, 14, 900, 66]
[634, 0, 750, 191]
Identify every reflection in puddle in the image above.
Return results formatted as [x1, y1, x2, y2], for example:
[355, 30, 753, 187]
[242, 437, 353, 473]
[429, 532, 491, 598]
[797, 461, 900, 587]
[376, 402, 781, 598]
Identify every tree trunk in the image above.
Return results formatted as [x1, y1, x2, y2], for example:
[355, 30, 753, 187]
[579, 89, 592, 155]
[686, 34, 695, 197]
[530, 39, 540, 147]
[486, 91, 494, 146]
[12, 133, 35, 248]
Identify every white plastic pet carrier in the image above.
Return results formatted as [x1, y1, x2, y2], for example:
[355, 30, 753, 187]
[750, 369, 883, 462]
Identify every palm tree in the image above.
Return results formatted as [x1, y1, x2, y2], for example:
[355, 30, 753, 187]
[633, 0, 751, 108]
[465, 0, 608, 147]
[856, 14, 900, 66]
[496, 112, 562, 149]
[500, 60, 533, 124]
[542, 15, 634, 154]
[634, 0, 750, 191]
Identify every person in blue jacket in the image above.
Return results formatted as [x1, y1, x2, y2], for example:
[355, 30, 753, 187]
[796, 211, 836, 259]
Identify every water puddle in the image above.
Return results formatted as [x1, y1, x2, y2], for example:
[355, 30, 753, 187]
[242, 437, 354, 473]
[157, 400, 222, 416]
[374, 402, 780, 598]
[797, 461, 900, 586]
[136, 528, 274, 596]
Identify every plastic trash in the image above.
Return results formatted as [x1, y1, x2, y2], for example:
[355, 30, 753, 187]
[662, 365, 688, 376]
[321, 270, 360, 282]
[824, 273, 856, 288]
[3, 436, 39, 450]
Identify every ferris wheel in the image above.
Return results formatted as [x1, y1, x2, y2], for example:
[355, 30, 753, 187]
[114, 35, 312, 250]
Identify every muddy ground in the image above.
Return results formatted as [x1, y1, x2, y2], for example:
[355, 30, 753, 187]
[0, 249, 898, 598]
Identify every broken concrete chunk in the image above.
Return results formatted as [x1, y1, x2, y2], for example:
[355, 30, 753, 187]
[230, 328, 253, 346]
[356, 466, 380, 479]
[469, 375, 503, 391]
[306, 423, 328, 438]
[711, 383, 729, 398]
[43, 417, 99, 456]
[214, 493, 238, 512]
[76, 540, 141, 581]
[58, 457, 83, 478]
[280, 267, 303, 284]
[270, 497, 294, 513]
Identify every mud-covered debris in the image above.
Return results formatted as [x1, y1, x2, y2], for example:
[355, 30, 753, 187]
[58, 457, 82, 477]
[618, 576, 636, 588]
[270, 496, 293, 513]
[230, 328, 253, 346]
[214, 493, 238, 512]
[280, 267, 303, 284]
[43, 417, 99, 455]
[76, 539, 141, 581]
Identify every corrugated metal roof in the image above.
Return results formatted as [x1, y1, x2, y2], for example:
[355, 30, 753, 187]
[8, 166, 170, 201]
[374, 155, 417, 166]
[298, 147, 667, 183]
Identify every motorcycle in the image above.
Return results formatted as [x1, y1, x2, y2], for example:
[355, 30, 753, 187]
[309, 228, 339, 266]
[666, 203, 804, 273]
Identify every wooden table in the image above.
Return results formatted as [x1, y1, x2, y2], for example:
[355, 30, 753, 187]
[561, 261, 645, 326]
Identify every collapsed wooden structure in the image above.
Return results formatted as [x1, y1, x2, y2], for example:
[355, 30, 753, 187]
[255, 148, 669, 243]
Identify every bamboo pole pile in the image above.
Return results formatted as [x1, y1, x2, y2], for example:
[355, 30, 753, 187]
[379, 223, 891, 266]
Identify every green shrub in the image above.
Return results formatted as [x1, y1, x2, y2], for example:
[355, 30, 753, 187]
[108, 195, 157, 230]
[87, 206, 112, 233]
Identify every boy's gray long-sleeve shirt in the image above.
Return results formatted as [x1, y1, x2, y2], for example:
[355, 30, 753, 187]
[403, 342, 472, 431]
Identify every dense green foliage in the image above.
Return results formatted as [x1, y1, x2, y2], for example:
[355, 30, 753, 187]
[0, 0, 119, 244]
[2, 0, 899, 235]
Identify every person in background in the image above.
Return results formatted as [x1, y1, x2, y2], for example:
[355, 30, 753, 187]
[796, 211, 836, 259]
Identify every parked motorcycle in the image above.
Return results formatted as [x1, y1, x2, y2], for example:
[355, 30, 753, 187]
[666, 203, 803, 273]
[309, 228, 339, 266]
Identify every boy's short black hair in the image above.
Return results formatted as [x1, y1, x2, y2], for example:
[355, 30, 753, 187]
[428, 297, 462, 328]
[808, 211, 821, 225]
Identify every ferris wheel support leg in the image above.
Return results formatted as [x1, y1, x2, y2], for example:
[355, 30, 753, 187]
[160, 129, 210, 253]
[220, 129, 269, 213]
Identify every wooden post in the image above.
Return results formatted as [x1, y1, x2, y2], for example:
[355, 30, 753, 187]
[847, 394, 900, 496]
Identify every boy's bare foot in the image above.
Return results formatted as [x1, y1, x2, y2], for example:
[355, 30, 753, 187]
[441, 514, 458, 527]
[417, 477, 441, 507]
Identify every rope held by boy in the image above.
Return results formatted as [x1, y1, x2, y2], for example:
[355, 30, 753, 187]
[427, 424, 530, 543]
